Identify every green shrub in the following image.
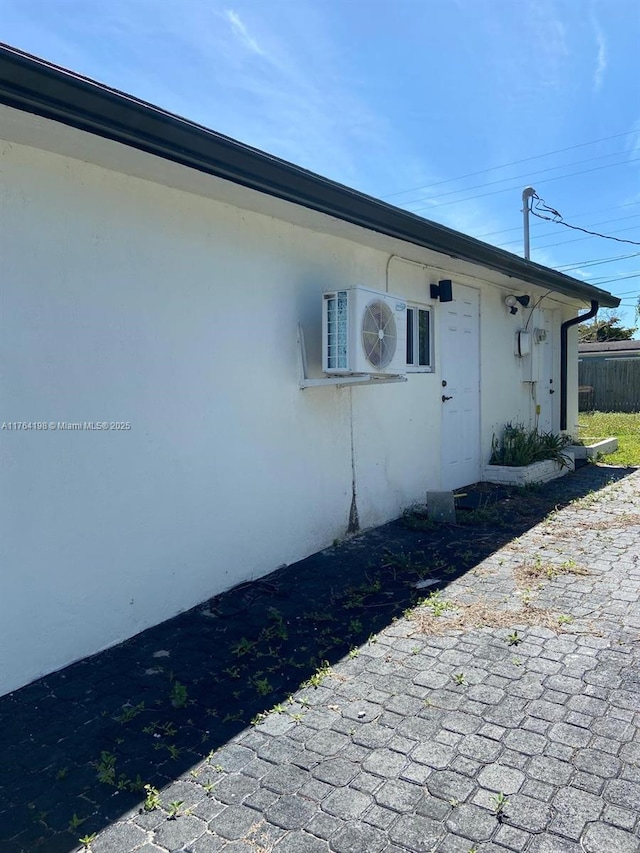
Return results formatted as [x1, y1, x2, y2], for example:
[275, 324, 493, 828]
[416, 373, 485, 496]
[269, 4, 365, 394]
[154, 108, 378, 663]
[490, 424, 570, 468]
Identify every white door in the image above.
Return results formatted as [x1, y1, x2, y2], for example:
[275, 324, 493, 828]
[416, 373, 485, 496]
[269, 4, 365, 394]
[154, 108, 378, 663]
[440, 284, 481, 490]
[537, 309, 555, 433]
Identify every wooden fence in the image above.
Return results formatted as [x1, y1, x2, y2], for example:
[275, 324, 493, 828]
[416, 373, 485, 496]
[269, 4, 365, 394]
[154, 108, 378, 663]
[579, 358, 640, 412]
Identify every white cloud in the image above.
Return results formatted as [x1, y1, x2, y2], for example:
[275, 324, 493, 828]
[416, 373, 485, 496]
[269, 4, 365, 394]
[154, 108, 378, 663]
[592, 16, 607, 92]
[224, 9, 264, 56]
[186, 4, 419, 194]
[524, 0, 569, 88]
[625, 119, 640, 162]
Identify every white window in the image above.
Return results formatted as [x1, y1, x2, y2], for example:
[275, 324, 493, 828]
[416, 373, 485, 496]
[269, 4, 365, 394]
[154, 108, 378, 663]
[406, 305, 433, 371]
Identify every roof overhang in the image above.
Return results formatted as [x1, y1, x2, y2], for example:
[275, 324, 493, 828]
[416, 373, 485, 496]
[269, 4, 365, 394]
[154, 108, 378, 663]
[0, 44, 620, 309]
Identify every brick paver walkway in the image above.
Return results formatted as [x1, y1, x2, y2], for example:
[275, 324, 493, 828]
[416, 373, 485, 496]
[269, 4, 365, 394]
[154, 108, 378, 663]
[3, 466, 640, 853]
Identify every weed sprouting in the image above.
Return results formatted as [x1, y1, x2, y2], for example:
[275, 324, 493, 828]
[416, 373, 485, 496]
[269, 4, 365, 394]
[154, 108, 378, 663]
[253, 677, 273, 696]
[423, 591, 453, 617]
[492, 791, 510, 818]
[142, 784, 161, 812]
[167, 800, 187, 819]
[68, 813, 85, 831]
[515, 554, 589, 585]
[231, 637, 255, 657]
[507, 630, 522, 646]
[402, 507, 437, 531]
[222, 710, 244, 723]
[458, 505, 505, 527]
[303, 661, 333, 688]
[265, 607, 288, 640]
[166, 744, 182, 760]
[93, 752, 116, 786]
[170, 681, 189, 708]
[115, 701, 145, 723]
[341, 577, 382, 609]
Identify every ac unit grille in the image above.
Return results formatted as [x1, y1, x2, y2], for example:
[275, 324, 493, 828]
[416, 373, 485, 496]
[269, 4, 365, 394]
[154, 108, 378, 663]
[361, 300, 397, 369]
[326, 290, 348, 370]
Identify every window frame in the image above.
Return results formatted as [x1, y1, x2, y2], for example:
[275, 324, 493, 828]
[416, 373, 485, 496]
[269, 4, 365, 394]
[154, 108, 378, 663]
[405, 303, 434, 372]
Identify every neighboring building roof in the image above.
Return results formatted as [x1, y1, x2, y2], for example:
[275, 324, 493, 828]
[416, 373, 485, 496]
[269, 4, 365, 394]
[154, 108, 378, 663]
[579, 341, 640, 353]
[0, 43, 620, 309]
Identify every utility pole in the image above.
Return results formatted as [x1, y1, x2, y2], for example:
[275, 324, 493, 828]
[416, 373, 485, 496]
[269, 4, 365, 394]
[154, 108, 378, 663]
[522, 187, 536, 260]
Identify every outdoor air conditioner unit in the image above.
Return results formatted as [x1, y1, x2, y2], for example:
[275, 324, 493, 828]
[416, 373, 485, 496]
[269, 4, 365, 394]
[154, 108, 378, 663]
[322, 286, 407, 375]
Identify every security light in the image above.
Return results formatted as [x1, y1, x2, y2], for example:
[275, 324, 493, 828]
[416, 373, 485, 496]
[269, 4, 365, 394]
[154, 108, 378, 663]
[504, 294, 530, 314]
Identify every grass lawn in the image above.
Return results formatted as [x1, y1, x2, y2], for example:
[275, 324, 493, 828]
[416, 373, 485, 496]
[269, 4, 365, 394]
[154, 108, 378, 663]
[578, 411, 640, 466]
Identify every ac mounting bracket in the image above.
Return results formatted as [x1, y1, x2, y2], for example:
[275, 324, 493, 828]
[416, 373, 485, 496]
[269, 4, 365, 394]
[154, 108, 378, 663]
[297, 324, 408, 389]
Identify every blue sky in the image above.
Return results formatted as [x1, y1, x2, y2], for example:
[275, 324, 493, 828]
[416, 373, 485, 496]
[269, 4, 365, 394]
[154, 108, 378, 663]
[2, 0, 639, 327]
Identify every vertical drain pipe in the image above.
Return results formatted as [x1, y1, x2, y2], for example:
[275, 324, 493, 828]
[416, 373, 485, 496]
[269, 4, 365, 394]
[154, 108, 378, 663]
[560, 300, 598, 431]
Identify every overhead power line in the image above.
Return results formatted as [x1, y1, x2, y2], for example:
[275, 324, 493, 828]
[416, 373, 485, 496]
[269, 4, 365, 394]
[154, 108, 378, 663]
[407, 155, 640, 214]
[499, 225, 640, 252]
[587, 282, 640, 287]
[399, 149, 632, 209]
[382, 128, 640, 200]
[516, 225, 640, 252]
[475, 200, 640, 240]
[556, 252, 640, 272]
[585, 271, 640, 284]
[496, 213, 640, 249]
[528, 193, 640, 247]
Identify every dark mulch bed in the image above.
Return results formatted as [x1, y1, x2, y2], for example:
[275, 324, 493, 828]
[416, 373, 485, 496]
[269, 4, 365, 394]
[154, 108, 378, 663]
[0, 466, 631, 853]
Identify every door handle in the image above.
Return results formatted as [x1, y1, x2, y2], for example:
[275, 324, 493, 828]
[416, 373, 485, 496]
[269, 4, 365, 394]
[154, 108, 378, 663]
[442, 395, 453, 402]
[549, 389, 555, 394]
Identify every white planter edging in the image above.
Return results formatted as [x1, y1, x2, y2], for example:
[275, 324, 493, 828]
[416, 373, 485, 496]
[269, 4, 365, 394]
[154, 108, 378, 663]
[483, 454, 574, 486]
[567, 438, 618, 460]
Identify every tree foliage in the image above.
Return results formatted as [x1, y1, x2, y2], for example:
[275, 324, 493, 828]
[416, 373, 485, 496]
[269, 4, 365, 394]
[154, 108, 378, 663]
[578, 312, 636, 342]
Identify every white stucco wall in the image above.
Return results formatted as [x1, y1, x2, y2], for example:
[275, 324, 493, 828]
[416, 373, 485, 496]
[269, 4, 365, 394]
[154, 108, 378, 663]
[0, 134, 582, 696]
[478, 286, 567, 461]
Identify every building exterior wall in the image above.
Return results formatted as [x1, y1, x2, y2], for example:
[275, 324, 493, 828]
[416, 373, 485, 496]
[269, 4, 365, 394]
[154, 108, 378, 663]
[0, 138, 576, 696]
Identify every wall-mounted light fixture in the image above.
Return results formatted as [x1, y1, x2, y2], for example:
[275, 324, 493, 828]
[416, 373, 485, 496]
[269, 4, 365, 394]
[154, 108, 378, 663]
[430, 279, 453, 302]
[504, 294, 531, 314]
